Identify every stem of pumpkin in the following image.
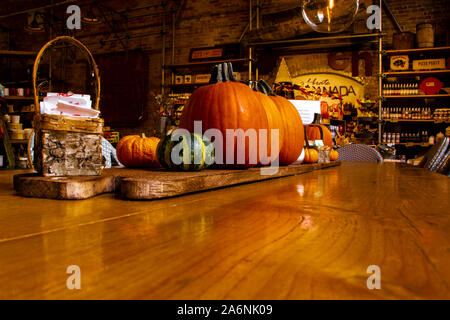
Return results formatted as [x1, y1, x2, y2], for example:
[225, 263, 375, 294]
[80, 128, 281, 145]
[141, 133, 146, 139]
[209, 62, 237, 84]
[222, 63, 229, 82]
[258, 79, 275, 96]
[227, 62, 237, 81]
[256, 81, 268, 95]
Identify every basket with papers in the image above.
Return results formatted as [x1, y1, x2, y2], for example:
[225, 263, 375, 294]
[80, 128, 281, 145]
[32, 36, 104, 176]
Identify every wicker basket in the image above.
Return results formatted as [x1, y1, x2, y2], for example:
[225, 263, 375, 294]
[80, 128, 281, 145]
[32, 36, 104, 177]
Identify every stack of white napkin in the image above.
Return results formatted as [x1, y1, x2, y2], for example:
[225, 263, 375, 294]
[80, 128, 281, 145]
[40, 93, 100, 118]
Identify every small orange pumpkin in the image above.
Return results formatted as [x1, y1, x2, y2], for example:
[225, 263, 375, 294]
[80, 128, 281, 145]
[306, 124, 333, 146]
[116, 134, 160, 168]
[304, 148, 318, 164]
[329, 149, 339, 161]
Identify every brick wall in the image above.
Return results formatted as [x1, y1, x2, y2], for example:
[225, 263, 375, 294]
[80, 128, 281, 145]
[2, 0, 449, 136]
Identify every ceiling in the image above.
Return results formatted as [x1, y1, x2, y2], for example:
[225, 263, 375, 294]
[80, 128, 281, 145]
[0, 0, 175, 52]
[0, 0, 169, 31]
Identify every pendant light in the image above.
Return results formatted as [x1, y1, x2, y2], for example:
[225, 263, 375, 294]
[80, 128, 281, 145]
[301, 0, 360, 33]
[83, 5, 101, 24]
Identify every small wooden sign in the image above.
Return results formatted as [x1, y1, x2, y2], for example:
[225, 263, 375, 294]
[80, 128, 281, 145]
[190, 47, 224, 61]
[413, 58, 446, 70]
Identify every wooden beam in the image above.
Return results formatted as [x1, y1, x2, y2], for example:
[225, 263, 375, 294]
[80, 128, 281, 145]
[0, 50, 36, 57]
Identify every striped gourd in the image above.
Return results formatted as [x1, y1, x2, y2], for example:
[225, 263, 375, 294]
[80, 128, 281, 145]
[156, 132, 214, 171]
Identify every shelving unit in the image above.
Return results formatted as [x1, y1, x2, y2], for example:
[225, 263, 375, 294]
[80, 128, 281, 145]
[380, 46, 450, 158]
[250, 33, 384, 145]
[1, 50, 36, 169]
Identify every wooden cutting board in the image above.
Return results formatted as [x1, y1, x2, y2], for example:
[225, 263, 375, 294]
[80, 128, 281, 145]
[14, 162, 340, 200]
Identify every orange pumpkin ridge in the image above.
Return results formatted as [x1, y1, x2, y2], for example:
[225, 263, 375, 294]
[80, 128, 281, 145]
[252, 82, 284, 164]
[258, 80, 304, 166]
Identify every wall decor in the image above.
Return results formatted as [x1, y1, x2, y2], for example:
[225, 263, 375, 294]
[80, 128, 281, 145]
[328, 51, 373, 76]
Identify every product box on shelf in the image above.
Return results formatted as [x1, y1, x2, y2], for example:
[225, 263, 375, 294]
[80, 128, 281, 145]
[195, 74, 211, 83]
[390, 55, 409, 71]
[175, 75, 184, 84]
[413, 58, 446, 71]
[184, 74, 192, 84]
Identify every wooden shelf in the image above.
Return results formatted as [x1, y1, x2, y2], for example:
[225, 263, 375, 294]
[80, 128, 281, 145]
[3, 96, 34, 101]
[394, 142, 431, 147]
[2, 80, 32, 86]
[383, 46, 450, 56]
[383, 94, 450, 99]
[8, 111, 35, 114]
[166, 83, 209, 90]
[383, 69, 450, 77]
[249, 33, 383, 46]
[0, 50, 36, 57]
[357, 117, 378, 122]
[9, 139, 28, 144]
[164, 58, 253, 71]
[384, 119, 435, 123]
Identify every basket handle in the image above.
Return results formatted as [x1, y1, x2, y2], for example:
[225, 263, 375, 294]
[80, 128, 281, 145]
[33, 36, 101, 114]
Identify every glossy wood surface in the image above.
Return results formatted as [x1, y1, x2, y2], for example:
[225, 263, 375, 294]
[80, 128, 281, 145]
[0, 162, 449, 299]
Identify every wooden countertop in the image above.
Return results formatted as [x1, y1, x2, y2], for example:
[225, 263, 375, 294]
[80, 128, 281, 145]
[0, 162, 449, 299]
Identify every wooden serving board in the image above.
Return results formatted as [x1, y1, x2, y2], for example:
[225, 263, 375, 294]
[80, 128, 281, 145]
[14, 162, 340, 200]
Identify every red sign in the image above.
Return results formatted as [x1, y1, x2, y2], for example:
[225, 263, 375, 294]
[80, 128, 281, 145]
[420, 77, 443, 95]
[190, 48, 224, 60]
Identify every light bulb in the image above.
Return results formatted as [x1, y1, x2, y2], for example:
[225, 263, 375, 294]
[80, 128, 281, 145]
[302, 0, 360, 33]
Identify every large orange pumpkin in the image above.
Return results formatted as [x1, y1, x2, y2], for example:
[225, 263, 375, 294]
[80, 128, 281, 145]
[259, 80, 304, 165]
[306, 124, 333, 146]
[180, 63, 269, 168]
[116, 134, 160, 168]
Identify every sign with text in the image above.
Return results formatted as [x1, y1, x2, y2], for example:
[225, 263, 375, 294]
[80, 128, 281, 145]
[292, 73, 365, 106]
[413, 58, 446, 71]
[190, 47, 224, 61]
